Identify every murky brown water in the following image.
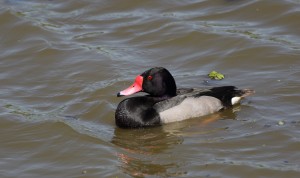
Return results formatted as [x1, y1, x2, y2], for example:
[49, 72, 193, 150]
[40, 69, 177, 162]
[1, 0, 300, 177]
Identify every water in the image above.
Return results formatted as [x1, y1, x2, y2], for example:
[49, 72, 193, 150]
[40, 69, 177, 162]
[1, 0, 300, 177]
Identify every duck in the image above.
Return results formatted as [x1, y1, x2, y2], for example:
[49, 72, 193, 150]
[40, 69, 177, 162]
[115, 67, 254, 128]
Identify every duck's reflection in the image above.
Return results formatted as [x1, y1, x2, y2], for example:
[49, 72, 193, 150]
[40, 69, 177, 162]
[111, 105, 239, 177]
[112, 126, 184, 177]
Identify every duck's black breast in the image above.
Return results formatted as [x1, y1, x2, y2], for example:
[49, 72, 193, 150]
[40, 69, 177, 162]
[115, 96, 162, 128]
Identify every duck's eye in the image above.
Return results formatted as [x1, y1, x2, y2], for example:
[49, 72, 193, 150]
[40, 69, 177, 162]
[147, 75, 153, 80]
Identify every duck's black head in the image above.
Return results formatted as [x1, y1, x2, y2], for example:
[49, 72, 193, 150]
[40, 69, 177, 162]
[117, 67, 177, 97]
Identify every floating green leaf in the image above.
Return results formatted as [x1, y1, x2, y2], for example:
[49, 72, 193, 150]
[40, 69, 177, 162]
[208, 71, 225, 80]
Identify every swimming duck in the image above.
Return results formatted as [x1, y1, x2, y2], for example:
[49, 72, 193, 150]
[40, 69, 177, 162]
[115, 67, 254, 128]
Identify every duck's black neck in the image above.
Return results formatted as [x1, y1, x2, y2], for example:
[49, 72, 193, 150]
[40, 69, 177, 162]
[148, 95, 174, 103]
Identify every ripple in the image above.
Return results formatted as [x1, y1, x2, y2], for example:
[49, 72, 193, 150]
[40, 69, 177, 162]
[1, 0, 300, 177]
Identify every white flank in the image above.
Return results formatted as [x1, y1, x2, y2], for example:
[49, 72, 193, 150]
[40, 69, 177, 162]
[159, 96, 223, 123]
[231, 97, 242, 105]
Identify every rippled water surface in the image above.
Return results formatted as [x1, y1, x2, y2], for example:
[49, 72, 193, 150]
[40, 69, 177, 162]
[1, 0, 300, 177]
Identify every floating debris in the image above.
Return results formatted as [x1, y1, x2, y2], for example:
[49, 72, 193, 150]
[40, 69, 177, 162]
[208, 71, 225, 80]
[278, 121, 285, 126]
[82, 170, 87, 174]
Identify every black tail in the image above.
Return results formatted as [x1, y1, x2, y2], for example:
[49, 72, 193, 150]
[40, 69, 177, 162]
[239, 88, 255, 98]
[196, 86, 255, 107]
